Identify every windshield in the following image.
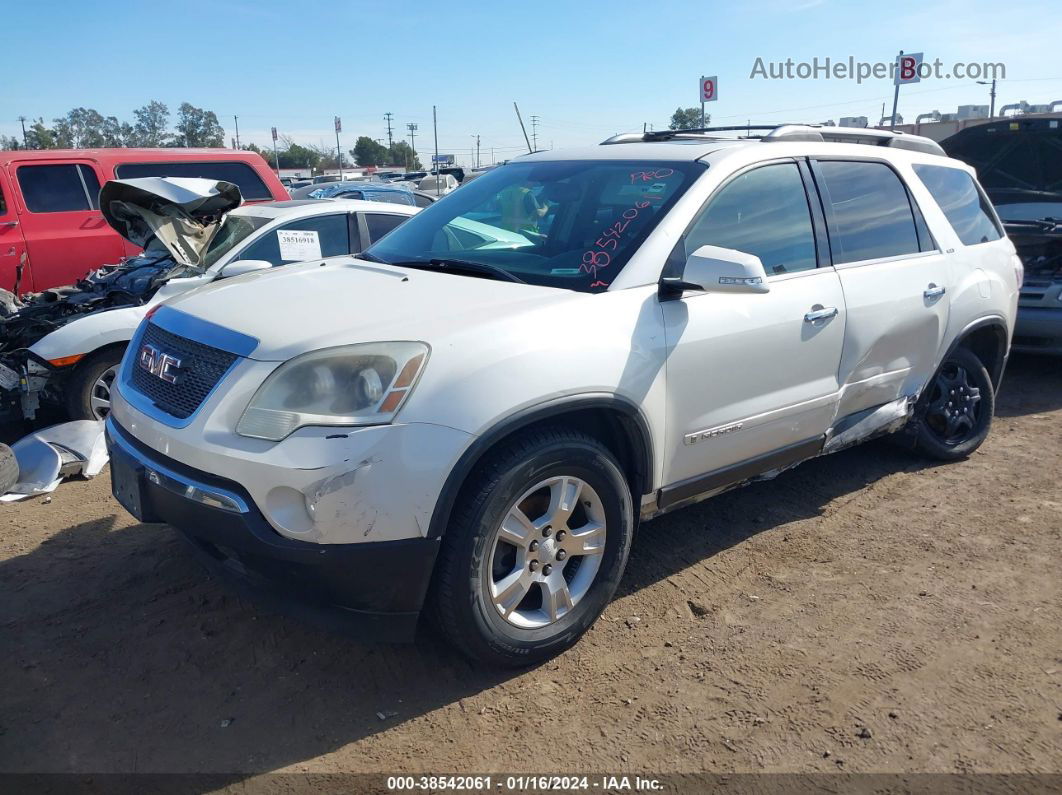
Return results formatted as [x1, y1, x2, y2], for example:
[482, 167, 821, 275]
[365, 159, 702, 292]
[202, 214, 273, 268]
[995, 201, 1062, 223]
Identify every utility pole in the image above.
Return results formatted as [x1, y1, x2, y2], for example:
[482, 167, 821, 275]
[271, 127, 280, 178]
[233, 115, 240, 148]
[476, 134, 480, 168]
[530, 115, 540, 151]
[977, 79, 994, 117]
[18, 116, 27, 147]
[383, 111, 394, 150]
[334, 116, 344, 179]
[407, 122, 418, 166]
[514, 102, 532, 153]
[433, 105, 440, 193]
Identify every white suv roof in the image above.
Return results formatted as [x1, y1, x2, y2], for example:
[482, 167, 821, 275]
[517, 124, 945, 165]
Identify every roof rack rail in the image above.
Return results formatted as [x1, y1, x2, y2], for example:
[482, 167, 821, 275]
[763, 124, 945, 156]
[600, 123, 945, 156]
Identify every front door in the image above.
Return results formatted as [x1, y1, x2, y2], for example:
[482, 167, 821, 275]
[661, 160, 846, 497]
[14, 160, 124, 291]
[0, 169, 28, 293]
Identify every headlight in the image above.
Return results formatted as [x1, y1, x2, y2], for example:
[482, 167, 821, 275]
[236, 341, 429, 441]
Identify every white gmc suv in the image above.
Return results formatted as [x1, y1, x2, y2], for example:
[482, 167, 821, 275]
[107, 126, 1020, 666]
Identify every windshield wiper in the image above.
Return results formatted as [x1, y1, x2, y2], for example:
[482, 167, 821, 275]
[358, 250, 385, 263]
[389, 258, 525, 283]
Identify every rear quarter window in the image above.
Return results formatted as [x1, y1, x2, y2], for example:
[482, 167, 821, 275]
[115, 161, 272, 200]
[912, 164, 1003, 246]
[816, 160, 922, 264]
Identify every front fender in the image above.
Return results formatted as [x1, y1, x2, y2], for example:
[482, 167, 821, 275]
[28, 305, 147, 362]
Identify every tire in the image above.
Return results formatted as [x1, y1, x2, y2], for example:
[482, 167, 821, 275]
[429, 427, 634, 667]
[913, 346, 994, 461]
[0, 443, 18, 494]
[64, 347, 125, 421]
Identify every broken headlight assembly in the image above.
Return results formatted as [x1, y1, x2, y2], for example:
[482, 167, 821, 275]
[236, 342, 429, 441]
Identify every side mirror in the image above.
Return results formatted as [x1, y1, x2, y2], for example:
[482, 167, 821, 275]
[218, 259, 273, 279]
[663, 245, 770, 295]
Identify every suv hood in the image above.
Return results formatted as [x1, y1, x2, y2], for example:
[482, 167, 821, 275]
[162, 257, 577, 361]
[100, 177, 243, 267]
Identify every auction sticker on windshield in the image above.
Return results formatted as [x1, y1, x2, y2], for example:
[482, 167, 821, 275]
[278, 230, 322, 261]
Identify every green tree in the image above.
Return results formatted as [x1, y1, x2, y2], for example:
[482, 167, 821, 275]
[352, 136, 389, 167]
[668, 107, 708, 130]
[389, 141, 421, 170]
[0, 135, 21, 150]
[25, 118, 58, 149]
[173, 102, 224, 147]
[132, 100, 170, 146]
[52, 107, 109, 148]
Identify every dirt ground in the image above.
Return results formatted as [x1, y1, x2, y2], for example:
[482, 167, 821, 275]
[1, 354, 1059, 778]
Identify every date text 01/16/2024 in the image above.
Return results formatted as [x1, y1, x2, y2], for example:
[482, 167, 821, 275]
[385, 774, 664, 791]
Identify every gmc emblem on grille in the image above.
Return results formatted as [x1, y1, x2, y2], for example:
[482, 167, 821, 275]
[138, 343, 182, 384]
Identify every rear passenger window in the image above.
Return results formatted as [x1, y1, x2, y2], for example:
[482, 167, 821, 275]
[115, 161, 272, 200]
[17, 164, 101, 213]
[816, 161, 921, 264]
[237, 214, 350, 265]
[913, 164, 1003, 246]
[684, 162, 817, 275]
[364, 213, 407, 244]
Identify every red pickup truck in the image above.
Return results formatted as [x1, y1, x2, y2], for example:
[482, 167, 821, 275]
[0, 148, 288, 293]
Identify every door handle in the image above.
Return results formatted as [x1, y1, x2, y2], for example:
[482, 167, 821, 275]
[924, 284, 946, 299]
[0, 221, 17, 228]
[804, 306, 838, 322]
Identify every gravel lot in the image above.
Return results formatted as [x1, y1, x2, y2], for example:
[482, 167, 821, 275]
[1, 354, 1059, 777]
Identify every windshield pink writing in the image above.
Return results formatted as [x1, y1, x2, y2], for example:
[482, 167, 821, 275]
[578, 168, 675, 291]
[629, 167, 674, 184]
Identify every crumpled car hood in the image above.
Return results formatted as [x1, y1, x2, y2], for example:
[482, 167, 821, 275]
[100, 177, 242, 267]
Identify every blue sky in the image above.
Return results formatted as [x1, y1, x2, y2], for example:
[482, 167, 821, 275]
[5, 0, 1061, 164]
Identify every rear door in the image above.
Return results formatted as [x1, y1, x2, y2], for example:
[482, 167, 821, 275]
[810, 158, 950, 417]
[0, 168, 28, 293]
[14, 159, 124, 291]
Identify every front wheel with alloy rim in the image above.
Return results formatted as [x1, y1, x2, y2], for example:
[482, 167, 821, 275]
[429, 427, 634, 667]
[63, 347, 125, 421]
[914, 346, 995, 461]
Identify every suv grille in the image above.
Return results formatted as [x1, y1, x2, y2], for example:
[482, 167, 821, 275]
[129, 322, 239, 420]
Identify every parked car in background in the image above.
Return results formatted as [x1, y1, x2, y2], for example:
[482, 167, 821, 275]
[0, 178, 418, 423]
[941, 116, 1062, 354]
[416, 173, 459, 198]
[0, 148, 288, 294]
[300, 181, 419, 206]
[106, 126, 1018, 665]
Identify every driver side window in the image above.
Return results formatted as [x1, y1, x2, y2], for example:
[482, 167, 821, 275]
[684, 162, 817, 275]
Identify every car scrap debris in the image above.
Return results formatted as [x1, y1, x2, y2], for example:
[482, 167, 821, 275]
[0, 177, 242, 422]
[1, 419, 107, 502]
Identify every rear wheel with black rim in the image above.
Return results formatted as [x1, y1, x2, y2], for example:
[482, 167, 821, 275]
[914, 346, 994, 461]
[429, 427, 634, 667]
